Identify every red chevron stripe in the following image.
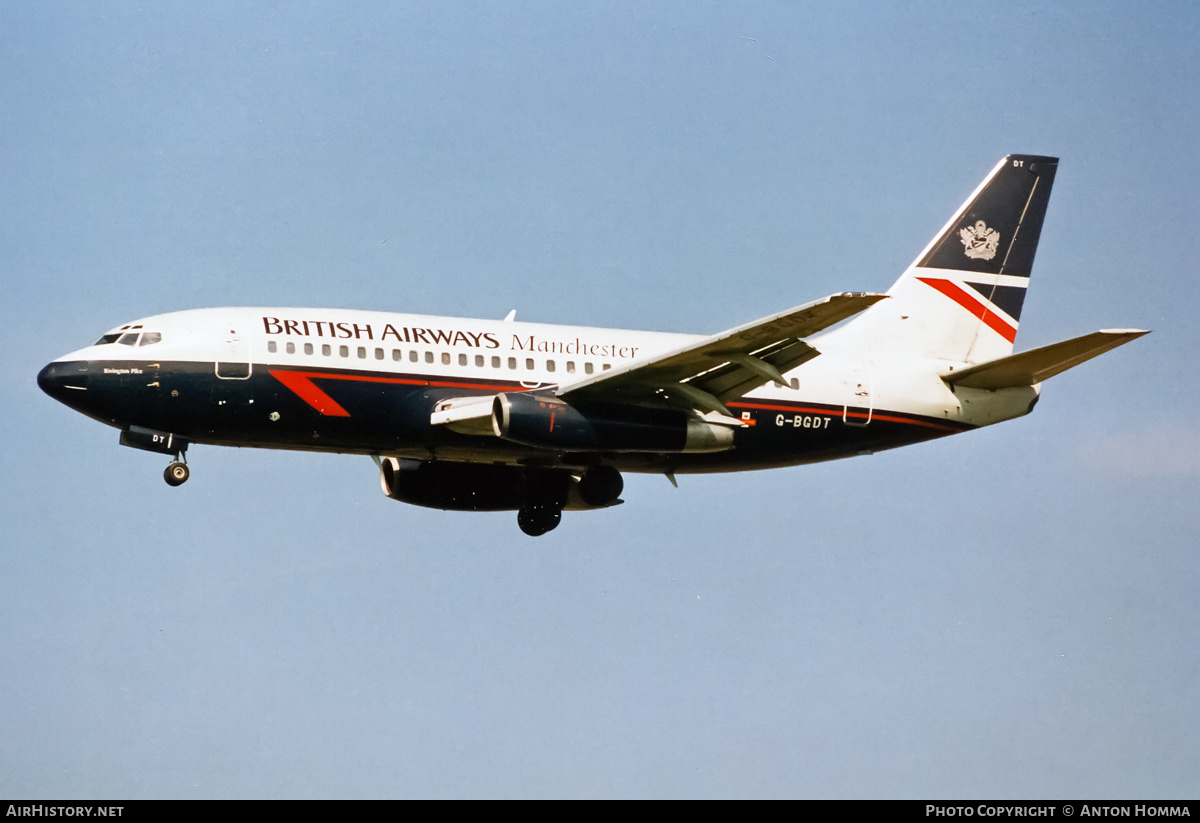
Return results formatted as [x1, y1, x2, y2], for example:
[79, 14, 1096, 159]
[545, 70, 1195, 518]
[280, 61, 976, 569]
[916, 277, 1017, 343]
[270, 370, 356, 416]
[270, 370, 525, 417]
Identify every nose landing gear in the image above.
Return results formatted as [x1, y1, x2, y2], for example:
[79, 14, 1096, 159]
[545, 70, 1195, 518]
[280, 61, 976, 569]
[119, 425, 191, 486]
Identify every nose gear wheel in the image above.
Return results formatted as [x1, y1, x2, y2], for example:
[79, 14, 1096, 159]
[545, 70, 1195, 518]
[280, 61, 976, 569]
[164, 460, 189, 486]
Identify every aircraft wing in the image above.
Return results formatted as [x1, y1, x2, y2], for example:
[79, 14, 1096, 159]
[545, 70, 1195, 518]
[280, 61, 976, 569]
[557, 292, 887, 415]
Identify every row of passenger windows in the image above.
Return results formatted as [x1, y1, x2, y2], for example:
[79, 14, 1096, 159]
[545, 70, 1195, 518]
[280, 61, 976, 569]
[266, 339, 610, 374]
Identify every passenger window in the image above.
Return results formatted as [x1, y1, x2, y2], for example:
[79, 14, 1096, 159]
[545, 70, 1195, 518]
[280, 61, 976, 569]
[458, 353, 467, 366]
[357, 346, 367, 359]
[525, 358, 534, 370]
[442, 352, 451, 365]
[507, 357, 517, 369]
[139, 332, 162, 346]
[566, 361, 575, 374]
[585, 363, 594, 374]
[409, 350, 418, 362]
[392, 349, 402, 361]
[425, 351, 434, 364]
[492, 356, 501, 368]
[602, 363, 611, 371]
[475, 355, 484, 367]
[267, 341, 277, 353]
[339, 345, 349, 357]
[547, 360, 556, 373]
[322, 344, 331, 356]
[375, 348, 384, 360]
[286, 342, 296, 354]
[304, 342, 313, 355]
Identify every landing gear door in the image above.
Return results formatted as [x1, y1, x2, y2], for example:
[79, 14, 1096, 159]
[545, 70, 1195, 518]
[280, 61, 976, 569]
[216, 325, 252, 380]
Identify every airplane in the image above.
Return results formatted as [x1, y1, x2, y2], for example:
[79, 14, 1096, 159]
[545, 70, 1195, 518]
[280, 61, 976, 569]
[38, 155, 1147, 536]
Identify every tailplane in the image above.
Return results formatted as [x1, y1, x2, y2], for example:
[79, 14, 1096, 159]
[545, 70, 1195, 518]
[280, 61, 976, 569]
[853, 155, 1059, 363]
[942, 329, 1148, 389]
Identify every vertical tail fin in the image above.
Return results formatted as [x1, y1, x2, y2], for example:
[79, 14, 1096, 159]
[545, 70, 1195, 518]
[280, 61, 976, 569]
[854, 155, 1059, 363]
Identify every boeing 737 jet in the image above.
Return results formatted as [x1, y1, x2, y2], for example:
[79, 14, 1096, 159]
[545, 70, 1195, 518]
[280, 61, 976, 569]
[38, 155, 1146, 535]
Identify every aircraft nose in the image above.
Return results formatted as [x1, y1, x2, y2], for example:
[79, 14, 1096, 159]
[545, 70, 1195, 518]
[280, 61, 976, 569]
[37, 360, 89, 400]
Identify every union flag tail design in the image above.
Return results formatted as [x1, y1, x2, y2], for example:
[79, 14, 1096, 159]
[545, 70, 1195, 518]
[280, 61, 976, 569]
[854, 155, 1059, 364]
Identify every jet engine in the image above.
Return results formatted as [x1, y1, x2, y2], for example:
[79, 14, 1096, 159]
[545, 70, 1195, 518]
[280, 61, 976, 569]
[379, 457, 529, 511]
[378, 457, 623, 535]
[491, 392, 733, 454]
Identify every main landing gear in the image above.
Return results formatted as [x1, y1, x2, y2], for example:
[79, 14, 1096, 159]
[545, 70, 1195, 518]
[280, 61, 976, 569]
[517, 503, 562, 537]
[164, 456, 189, 486]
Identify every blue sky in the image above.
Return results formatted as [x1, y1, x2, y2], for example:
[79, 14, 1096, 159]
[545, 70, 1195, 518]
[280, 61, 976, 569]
[2, 1, 1197, 798]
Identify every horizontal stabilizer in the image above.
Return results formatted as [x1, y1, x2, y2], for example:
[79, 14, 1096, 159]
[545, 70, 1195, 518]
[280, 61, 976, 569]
[943, 329, 1148, 389]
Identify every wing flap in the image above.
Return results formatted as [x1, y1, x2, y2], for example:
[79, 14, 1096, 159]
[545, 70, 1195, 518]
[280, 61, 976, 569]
[689, 339, 819, 401]
[943, 329, 1148, 389]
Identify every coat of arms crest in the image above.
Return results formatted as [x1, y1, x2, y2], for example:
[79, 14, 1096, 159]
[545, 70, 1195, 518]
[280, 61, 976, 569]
[959, 220, 1000, 261]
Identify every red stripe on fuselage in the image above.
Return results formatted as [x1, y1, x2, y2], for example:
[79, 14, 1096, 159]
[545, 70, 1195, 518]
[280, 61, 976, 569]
[270, 369, 969, 432]
[270, 369, 526, 417]
[727, 400, 968, 432]
[916, 277, 1017, 343]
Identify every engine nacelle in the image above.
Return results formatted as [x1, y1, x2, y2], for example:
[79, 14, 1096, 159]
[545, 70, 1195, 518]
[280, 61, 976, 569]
[379, 457, 528, 511]
[378, 458, 623, 512]
[492, 393, 733, 453]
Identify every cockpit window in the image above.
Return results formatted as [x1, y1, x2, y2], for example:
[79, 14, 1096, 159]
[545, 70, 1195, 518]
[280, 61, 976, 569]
[94, 327, 162, 346]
